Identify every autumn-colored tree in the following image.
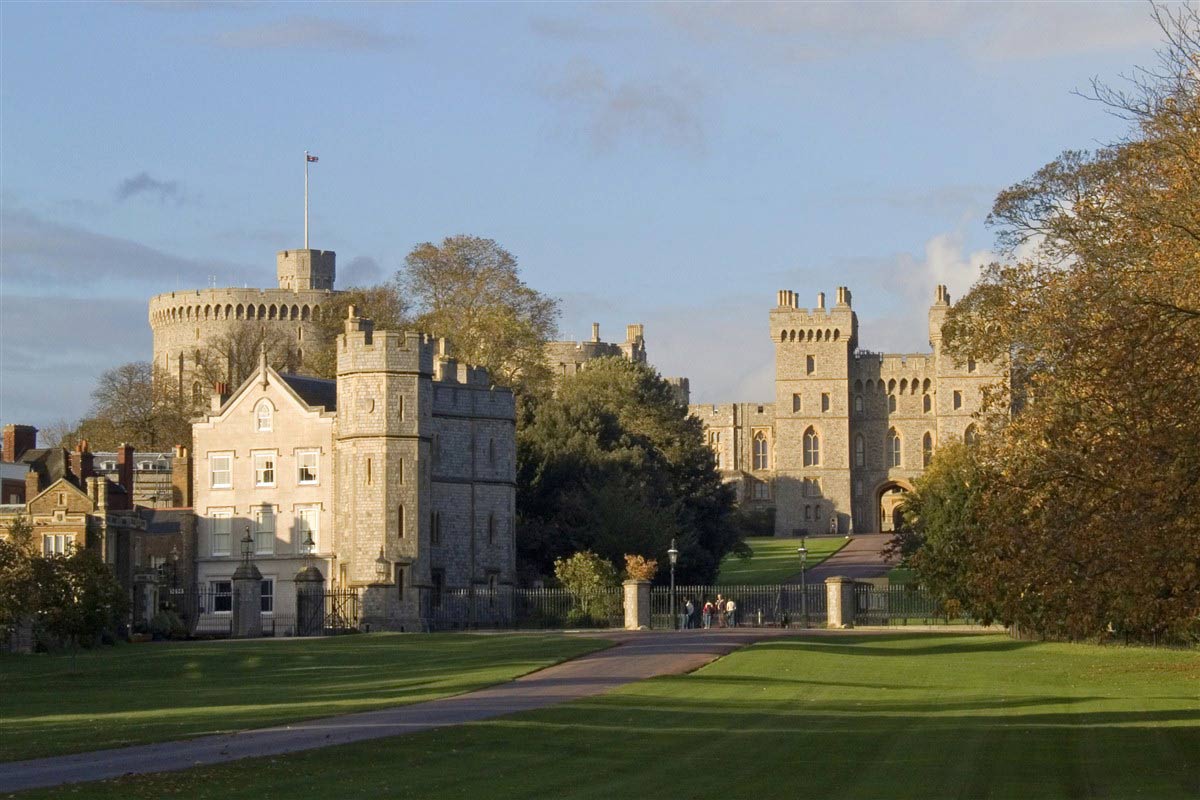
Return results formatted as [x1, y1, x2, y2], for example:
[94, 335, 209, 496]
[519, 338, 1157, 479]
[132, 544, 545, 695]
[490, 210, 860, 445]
[71, 362, 193, 451]
[912, 6, 1200, 642]
[396, 236, 559, 396]
[303, 286, 410, 379]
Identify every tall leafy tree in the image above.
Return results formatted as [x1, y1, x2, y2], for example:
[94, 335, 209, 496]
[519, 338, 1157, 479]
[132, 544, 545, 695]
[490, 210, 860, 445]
[304, 286, 410, 379]
[519, 357, 741, 584]
[911, 6, 1200, 642]
[397, 236, 559, 395]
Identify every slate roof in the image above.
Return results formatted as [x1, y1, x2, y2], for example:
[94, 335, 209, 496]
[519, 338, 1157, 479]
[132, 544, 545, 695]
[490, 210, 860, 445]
[279, 373, 337, 412]
[140, 508, 190, 536]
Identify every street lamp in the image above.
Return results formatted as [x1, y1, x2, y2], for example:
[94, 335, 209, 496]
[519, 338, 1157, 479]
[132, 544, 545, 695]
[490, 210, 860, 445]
[797, 543, 809, 627]
[667, 539, 679, 631]
[375, 547, 390, 583]
[241, 526, 254, 564]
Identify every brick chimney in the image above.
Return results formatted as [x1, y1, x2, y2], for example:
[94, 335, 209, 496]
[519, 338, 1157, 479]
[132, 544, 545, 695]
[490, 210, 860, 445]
[116, 443, 134, 505]
[69, 440, 95, 486]
[25, 470, 40, 500]
[171, 444, 193, 508]
[211, 382, 231, 412]
[3, 424, 37, 463]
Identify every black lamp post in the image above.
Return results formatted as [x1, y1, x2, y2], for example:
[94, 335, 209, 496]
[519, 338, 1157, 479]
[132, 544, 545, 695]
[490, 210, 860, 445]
[668, 539, 679, 631]
[798, 542, 809, 627]
[375, 547, 390, 583]
[241, 526, 254, 565]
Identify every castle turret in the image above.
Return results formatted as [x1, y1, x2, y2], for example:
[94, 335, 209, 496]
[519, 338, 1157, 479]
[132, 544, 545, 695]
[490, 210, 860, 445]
[928, 284, 950, 351]
[277, 249, 336, 292]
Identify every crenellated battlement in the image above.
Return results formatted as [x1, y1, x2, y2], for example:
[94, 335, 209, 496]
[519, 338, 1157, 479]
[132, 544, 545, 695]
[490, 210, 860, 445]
[337, 313, 437, 376]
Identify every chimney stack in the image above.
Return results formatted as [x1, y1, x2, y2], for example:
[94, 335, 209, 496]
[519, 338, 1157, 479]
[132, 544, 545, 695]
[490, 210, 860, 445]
[116, 443, 134, 506]
[3, 424, 37, 463]
[69, 440, 95, 485]
[25, 470, 40, 501]
[816, 292, 825, 310]
[211, 382, 231, 411]
[172, 445, 193, 508]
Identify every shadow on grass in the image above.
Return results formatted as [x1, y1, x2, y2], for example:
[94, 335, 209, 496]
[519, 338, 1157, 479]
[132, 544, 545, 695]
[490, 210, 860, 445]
[752, 634, 1037, 657]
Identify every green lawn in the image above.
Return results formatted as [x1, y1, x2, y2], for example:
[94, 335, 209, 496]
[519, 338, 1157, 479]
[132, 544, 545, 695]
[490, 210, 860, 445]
[0, 632, 609, 762]
[39, 633, 1200, 800]
[717, 536, 848, 584]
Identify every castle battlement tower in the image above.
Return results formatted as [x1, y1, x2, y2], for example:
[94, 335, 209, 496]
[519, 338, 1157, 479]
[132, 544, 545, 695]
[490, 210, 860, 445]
[148, 248, 340, 402]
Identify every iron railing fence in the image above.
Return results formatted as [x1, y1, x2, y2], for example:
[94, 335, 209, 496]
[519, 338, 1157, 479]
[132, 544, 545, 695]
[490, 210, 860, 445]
[853, 584, 973, 626]
[324, 588, 362, 633]
[650, 584, 828, 630]
[428, 587, 624, 631]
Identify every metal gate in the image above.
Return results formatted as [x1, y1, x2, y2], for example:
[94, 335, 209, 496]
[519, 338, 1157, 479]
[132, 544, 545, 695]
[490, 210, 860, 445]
[650, 584, 827, 629]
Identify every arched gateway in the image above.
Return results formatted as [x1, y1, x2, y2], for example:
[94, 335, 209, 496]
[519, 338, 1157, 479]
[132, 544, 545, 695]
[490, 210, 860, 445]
[876, 480, 914, 533]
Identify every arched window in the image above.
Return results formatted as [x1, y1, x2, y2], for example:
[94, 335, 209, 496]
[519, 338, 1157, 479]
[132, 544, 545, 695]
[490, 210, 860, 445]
[488, 512, 497, 544]
[923, 394, 932, 413]
[967, 358, 977, 373]
[806, 355, 815, 374]
[255, 400, 273, 432]
[964, 424, 979, 447]
[888, 394, 897, 412]
[854, 434, 865, 467]
[803, 427, 820, 467]
[192, 381, 203, 406]
[923, 432, 934, 467]
[854, 394, 863, 415]
[887, 429, 901, 467]
[752, 431, 769, 470]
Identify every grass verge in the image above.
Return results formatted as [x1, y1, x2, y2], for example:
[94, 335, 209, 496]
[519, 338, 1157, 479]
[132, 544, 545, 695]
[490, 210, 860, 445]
[0, 632, 609, 762]
[717, 536, 848, 584]
[31, 633, 1200, 799]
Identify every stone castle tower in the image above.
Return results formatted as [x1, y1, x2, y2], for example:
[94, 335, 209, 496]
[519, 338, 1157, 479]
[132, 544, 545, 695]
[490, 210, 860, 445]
[148, 249, 339, 401]
[692, 285, 1004, 535]
[334, 308, 517, 628]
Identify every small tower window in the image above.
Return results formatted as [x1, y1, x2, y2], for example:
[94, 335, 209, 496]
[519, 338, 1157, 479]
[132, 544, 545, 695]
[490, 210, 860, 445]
[488, 513, 497, 545]
[803, 427, 820, 467]
[887, 429, 902, 468]
[854, 435, 865, 467]
[854, 395, 863, 415]
[255, 401, 273, 432]
[806, 355, 815, 374]
[792, 393, 802, 413]
[888, 395, 897, 413]
[821, 393, 831, 412]
[953, 390, 963, 410]
[967, 358, 977, 373]
[923, 394, 932, 413]
[923, 432, 934, 467]
[752, 431, 769, 470]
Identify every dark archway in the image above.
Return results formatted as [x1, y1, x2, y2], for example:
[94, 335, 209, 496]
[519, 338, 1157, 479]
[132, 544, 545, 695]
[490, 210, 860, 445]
[875, 480, 915, 533]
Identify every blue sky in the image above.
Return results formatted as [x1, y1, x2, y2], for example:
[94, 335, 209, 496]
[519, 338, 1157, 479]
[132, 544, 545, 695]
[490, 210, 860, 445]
[0, 1, 1166, 434]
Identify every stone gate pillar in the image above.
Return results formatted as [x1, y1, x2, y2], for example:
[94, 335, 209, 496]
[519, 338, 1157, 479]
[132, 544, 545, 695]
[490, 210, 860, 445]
[294, 565, 325, 637]
[825, 576, 856, 629]
[623, 580, 650, 630]
[231, 561, 263, 638]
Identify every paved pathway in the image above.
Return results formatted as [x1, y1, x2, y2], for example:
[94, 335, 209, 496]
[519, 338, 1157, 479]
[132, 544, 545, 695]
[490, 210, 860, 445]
[789, 534, 896, 584]
[0, 629, 797, 793]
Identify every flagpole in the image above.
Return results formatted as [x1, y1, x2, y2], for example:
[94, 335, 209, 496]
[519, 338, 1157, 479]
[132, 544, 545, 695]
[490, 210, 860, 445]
[304, 150, 309, 249]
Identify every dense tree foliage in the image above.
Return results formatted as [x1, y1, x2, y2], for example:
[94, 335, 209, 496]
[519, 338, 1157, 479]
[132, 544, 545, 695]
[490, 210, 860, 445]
[70, 362, 193, 451]
[902, 8, 1200, 642]
[519, 358, 742, 584]
[304, 286, 411, 379]
[396, 235, 560, 396]
[0, 516, 128, 651]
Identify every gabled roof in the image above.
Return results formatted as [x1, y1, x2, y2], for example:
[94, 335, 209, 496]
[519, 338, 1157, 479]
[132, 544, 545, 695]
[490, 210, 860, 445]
[279, 373, 337, 412]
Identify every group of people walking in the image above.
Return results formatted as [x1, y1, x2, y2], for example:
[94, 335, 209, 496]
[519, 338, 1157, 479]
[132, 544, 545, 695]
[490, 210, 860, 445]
[680, 594, 737, 629]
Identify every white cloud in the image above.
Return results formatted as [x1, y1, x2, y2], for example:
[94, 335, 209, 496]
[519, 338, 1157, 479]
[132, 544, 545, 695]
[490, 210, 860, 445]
[651, 2, 1162, 63]
[541, 58, 707, 155]
[0, 207, 254, 293]
[211, 16, 407, 52]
